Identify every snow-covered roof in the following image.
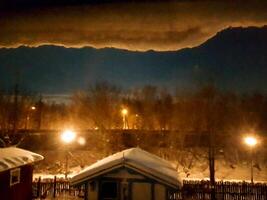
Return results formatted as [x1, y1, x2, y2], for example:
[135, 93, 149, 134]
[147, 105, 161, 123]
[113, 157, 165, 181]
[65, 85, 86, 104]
[0, 147, 44, 172]
[71, 148, 182, 188]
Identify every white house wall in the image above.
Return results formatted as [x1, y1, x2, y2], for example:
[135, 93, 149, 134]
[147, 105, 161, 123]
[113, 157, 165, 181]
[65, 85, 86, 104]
[155, 184, 166, 200]
[132, 182, 151, 200]
[87, 181, 98, 200]
[86, 167, 171, 200]
[103, 168, 145, 180]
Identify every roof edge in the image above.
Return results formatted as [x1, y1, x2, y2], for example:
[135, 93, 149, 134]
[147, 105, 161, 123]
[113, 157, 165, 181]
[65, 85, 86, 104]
[71, 162, 181, 189]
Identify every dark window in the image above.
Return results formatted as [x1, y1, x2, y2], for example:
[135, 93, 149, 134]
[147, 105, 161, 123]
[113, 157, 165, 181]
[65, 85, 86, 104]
[90, 181, 96, 191]
[10, 168, 20, 186]
[101, 181, 118, 199]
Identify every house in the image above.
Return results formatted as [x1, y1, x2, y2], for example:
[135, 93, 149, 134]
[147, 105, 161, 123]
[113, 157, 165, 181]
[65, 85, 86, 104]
[71, 148, 182, 200]
[0, 147, 44, 200]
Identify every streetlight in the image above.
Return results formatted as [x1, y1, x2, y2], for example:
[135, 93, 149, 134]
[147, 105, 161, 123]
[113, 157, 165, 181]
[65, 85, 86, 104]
[61, 129, 76, 179]
[61, 129, 76, 144]
[25, 106, 36, 130]
[77, 136, 86, 146]
[244, 136, 257, 147]
[244, 136, 258, 184]
[121, 108, 129, 129]
[134, 114, 139, 129]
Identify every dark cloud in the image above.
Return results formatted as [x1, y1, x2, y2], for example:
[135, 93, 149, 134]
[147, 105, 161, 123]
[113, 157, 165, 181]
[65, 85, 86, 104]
[1, 0, 267, 51]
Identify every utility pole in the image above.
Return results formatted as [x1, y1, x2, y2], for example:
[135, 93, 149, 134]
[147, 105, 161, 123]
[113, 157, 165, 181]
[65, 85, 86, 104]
[12, 70, 19, 134]
[209, 138, 216, 200]
[36, 95, 43, 130]
[205, 85, 217, 200]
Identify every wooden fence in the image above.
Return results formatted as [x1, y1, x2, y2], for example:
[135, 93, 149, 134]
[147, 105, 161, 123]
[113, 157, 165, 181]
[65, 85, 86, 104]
[32, 178, 267, 200]
[32, 176, 84, 199]
[170, 180, 267, 200]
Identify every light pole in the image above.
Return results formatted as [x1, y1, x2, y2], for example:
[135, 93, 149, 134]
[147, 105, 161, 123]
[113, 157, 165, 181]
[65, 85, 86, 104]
[121, 108, 129, 129]
[134, 114, 139, 129]
[25, 106, 36, 130]
[244, 136, 257, 184]
[61, 129, 76, 179]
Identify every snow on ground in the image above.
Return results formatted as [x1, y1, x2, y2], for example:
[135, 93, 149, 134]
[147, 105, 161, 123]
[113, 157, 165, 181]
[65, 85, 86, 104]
[33, 149, 267, 183]
[177, 158, 267, 183]
[35, 192, 81, 200]
[33, 166, 81, 180]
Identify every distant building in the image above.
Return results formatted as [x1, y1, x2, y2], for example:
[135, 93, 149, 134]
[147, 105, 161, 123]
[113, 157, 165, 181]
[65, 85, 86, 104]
[71, 148, 182, 200]
[0, 147, 43, 200]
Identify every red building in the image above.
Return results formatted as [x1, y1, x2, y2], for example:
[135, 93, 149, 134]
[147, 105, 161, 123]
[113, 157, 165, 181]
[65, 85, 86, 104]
[0, 147, 43, 200]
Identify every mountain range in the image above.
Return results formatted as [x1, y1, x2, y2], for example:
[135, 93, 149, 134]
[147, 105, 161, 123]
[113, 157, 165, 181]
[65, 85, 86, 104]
[0, 26, 267, 94]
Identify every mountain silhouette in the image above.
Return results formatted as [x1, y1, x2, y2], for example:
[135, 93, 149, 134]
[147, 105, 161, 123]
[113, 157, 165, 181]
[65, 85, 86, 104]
[0, 26, 266, 94]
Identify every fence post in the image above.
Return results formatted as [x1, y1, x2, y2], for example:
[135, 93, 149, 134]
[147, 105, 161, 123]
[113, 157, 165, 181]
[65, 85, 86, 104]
[222, 182, 224, 200]
[181, 186, 184, 200]
[37, 177, 41, 198]
[84, 182, 89, 200]
[53, 176, 57, 198]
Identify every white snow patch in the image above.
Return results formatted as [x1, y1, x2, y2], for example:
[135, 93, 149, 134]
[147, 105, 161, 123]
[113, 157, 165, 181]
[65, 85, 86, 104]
[71, 148, 182, 188]
[176, 158, 267, 183]
[0, 147, 44, 172]
[33, 166, 83, 180]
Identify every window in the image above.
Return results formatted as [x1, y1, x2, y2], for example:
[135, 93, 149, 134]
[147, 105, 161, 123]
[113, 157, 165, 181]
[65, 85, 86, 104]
[90, 181, 96, 191]
[101, 181, 118, 200]
[10, 168, 20, 186]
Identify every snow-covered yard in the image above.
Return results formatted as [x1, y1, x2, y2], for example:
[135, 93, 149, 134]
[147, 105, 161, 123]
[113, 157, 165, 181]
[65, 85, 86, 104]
[33, 148, 267, 183]
[35, 192, 81, 200]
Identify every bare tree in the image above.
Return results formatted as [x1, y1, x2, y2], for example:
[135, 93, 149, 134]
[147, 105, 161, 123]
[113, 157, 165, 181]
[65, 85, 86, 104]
[155, 90, 174, 130]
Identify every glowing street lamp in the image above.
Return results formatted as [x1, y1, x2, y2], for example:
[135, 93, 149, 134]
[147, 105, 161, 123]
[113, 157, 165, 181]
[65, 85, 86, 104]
[61, 129, 76, 179]
[244, 136, 258, 184]
[25, 106, 37, 130]
[77, 136, 86, 146]
[244, 136, 257, 147]
[61, 130, 76, 144]
[121, 108, 129, 129]
[121, 108, 128, 116]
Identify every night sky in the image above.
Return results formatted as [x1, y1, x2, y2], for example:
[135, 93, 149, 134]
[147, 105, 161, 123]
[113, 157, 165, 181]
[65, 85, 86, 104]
[0, 0, 267, 95]
[1, 0, 267, 51]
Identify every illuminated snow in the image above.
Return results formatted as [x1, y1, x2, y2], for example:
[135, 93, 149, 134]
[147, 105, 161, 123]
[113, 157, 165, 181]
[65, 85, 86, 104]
[71, 148, 182, 187]
[0, 147, 44, 172]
